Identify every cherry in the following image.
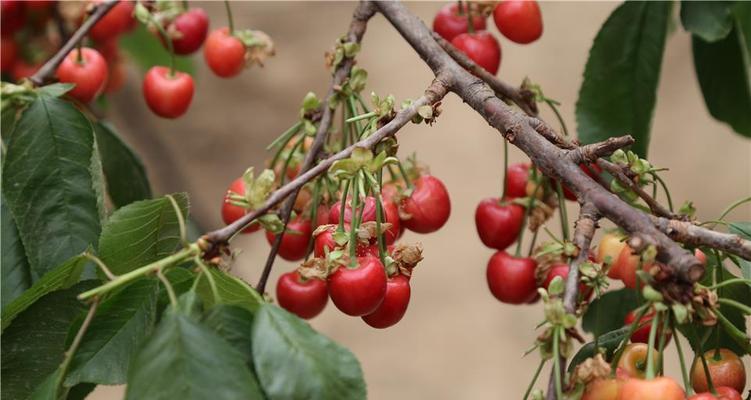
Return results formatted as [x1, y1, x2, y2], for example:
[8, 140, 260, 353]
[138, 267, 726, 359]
[329, 196, 377, 226]
[691, 348, 746, 394]
[695, 248, 707, 265]
[450, 31, 501, 75]
[562, 163, 603, 201]
[615, 244, 652, 289]
[104, 60, 126, 93]
[265, 216, 312, 262]
[1, 36, 17, 73]
[328, 256, 387, 316]
[582, 378, 621, 400]
[492, 0, 543, 44]
[89, 0, 135, 43]
[596, 232, 627, 278]
[382, 200, 402, 244]
[313, 203, 330, 229]
[276, 271, 327, 319]
[618, 377, 685, 400]
[203, 27, 245, 78]
[542, 263, 592, 300]
[168, 8, 209, 55]
[432, 2, 487, 42]
[505, 162, 530, 199]
[624, 309, 671, 346]
[1, 0, 25, 35]
[474, 197, 524, 250]
[617, 343, 659, 379]
[221, 177, 260, 233]
[142, 66, 194, 119]
[313, 225, 339, 257]
[56, 48, 109, 103]
[486, 251, 537, 304]
[400, 175, 451, 234]
[11, 61, 40, 81]
[362, 274, 411, 329]
[689, 387, 744, 400]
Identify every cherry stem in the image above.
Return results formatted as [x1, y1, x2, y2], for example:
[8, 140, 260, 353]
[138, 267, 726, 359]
[182, 0, 189, 10]
[544, 99, 568, 137]
[593, 288, 602, 353]
[657, 311, 670, 375]
[651, 173, 674, 212]
[349, 175, 360, 262]
[645, 310, 659, 379]
[397, 161, 414, 189]
[718, 297, 751, 314]
[699, 352, 718, 394]
[304, 178, 323, 260]
[279, 136, 305, 186]
[372, 170, 388, 266]
[610, 305, 650, 375]
[705, 277, 751, 290]
[464, 2, 474, 34]
[554, 182, 570, 241]
[552, 327, 564, 400]
[524, 358, 547, 400]
[515, 179, 541, 258]
[338, 180, 349, 233]
[224, 0, 235, 34]
[267, 120, 303, 151]
[717, 196, 751, 222]
[527, 229, 539, 257]
[148, 13, 176, 76]
[501, 140, 509, 199]
[672, 323, 692, 395]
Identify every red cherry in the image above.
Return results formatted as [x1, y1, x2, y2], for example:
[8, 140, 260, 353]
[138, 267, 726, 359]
[691, 348, 746, 394]
[313, 203, 330, 229]
[11, 61, 40, 81]
[168, 8, 209, 55]
[689, 387, 743, 400]
[618, 377, 685, 400]
[450, 31, 501, 75]
[542, 263, 592, 300]
[356, 244, 380, 258]
[432, 2, 486, 42]
[25, 0, 55, 12]
[56, 48, 109, 103]
[492, 0, 543, 44]
[474, 197, 524, 250]
[221, 178, 260, 234]
[89, 0, 135, 43]
[505, 162, 530, 199]
[562, 163, 602, 201]
[1, 36, 18, 73]
[328, 256, 387, 316]
[313, 225, 338, 257]
[265, 216, 312, 262]
[203, 27, 245, 78]
[104, 60, 126, 93]
[486, 251, 538, 304]
[382, 200, 402, 244]
[328, 196, 377, 226]
[1, 0, 26, 35]
[362, 274, 411, 328]
[401, 175, 451, 234]
[142, 66, 194, 118]
[624, 309, 672, 346]
[276, 271, 327, 320]
[695, 248, 707, 265]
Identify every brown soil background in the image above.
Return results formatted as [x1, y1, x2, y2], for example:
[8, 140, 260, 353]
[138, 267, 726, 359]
[90, 1, 750, 398]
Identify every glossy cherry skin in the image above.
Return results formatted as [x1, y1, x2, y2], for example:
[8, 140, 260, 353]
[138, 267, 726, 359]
[89, 0, 135, 42]
[505, 162, 530, 199]
[432, 2, 487, 42]
[617, 377, 685, 400]
[451, 31, 501, 75]
[597, 232, 627, 278]
[615, 244, 651, 289]
[617, 343, 659, 379]
[313, 225, 340, 258]
[328, 256, 387, 316]
[169, 8, 209, 55]
[624, 309, 671, 346]
[276, 271, 327, 319]
[362, 274, 410, 328]
[381, 200, 402, 244]
[265, 216, 312, 262]
[401, 175, 451, 234]
[542, 263, 592, 300]
[582, 378, 621, 400]
[691, 348, 746, 394]
[203, 27, 245, 78]
[492, 0, 543, 44]
[689, 387, 744, 400]
[142, 66, 194, 118]
[1, 0, 25, 35]
[56, 48, 108, 103]
[221, 177, 260, 234]
[1, 36, 17, 73]
[562, 163, 603, 201]
[486, 251, 537, 304]
[475, 197, 524, 250]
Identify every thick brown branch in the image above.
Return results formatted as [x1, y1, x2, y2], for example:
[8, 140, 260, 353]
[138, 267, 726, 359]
[564, 203, 600, 313]
[651, 217, 751, 261]
[29, 0, 118, 86]
[568, 136, 635, 164]
[596, 159, 679, 220]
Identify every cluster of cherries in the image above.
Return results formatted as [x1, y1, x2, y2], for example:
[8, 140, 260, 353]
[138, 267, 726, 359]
[432, 0, 543, 74]
[1, 0, 269, 119]
[221, 157, 451, 329]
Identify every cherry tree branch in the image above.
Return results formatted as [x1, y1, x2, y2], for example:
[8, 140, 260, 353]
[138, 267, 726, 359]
[651, 217, 751, 260]
[29, 0, 119, 86]
[567, 136, 634, 164]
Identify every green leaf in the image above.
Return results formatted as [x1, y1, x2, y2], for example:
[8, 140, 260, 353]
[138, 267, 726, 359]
[119, 23, 194, 75]
[196, 269, 264, 313]
[1, 281, 97, 400]
[1, 194, 32, 311]
[582, 289, 639, 336]
[1, 95, 102, 280]
[64, 278, 159, 386]
[27, 368, 64, 400]
[692, 20, 751, 137]
[252, 304, 366, 400]
[567, 326, 630, 373]
[36, 83, 75, 98]
[729, 221, 751, 239]
[94, 122, 152, 208]
[1, 101, 20, 145]
[124, 308, 265, 400]
[98, 194, 189, 276]
[680, 1, 734, 42]
[203, 305, 255, 365]
[1, 254, 89, 331]
[575, 2, 672, 157]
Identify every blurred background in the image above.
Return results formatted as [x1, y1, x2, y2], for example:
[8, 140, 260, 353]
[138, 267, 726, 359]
[89, 1, 750, 398]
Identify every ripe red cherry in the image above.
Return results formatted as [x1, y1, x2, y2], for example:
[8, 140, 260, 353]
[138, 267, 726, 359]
[142, 66, 194, 118]
[562, 163, 603, 201]
[1, 0, 25, 35]
[432, 2, 487, 42]
[618, 377, 685, 400]
[492, 0, 543, 44]
[542, 263, 592, 300]
[221, 177, 260, 234]
[11, 61, 40, 81]
[1, 36, 18, 73]
[505, 163, 530, 199]
[313, 225, 340, 257]
[56, 48, 109, 103]
[203, 27, 246, 78]
[168, 8, 209, 55]
[329, 196, 377, 226]
[624, 309, 671, 346]
[691, 348, 746, 394]
[474, 197, 524, 250]
[265, 216, 312, 262]
[450, 31, 501, 75]
[328, 256, 387, 316]
[401, 175, 451, 234]
[89, 0, 135, 42]
[689, 387, 744, 400]
[276, 271, 327, 319]
[382, 200, 402, 244]
[362, 274, 410, 329]
[486, 251, 537, 304]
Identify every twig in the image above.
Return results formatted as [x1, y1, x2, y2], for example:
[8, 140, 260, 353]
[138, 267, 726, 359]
[56, 298, 100, 395]
[568, 136, 635, 164]
[597, 159, 679, 220]
[651, 216, 751, 261]
[29, 0, 119, 86]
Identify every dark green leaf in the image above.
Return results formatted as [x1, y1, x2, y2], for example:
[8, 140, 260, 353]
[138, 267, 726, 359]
[576, 2, 672, 157]
[582, 289, 639, 336]
[693, 22, 751, 137]
[680, 1, 734, 42]
[124, 308, 265, 400]
[2, 95, 102, 280]
[203, 305, 255, 364]
[64, 279, 159, 386]
[36, 83, 75, 98]
[196, 269, 264, 313]
[1, 194, 32, 311]
[252, 304, 366, 400]
[567, 326, 630, 373]
[1, 254, 89, 331]
[728, 222, 751, 239]
[94, 121, 152, 208]
[1, 281, 97, 400]
[1, 102, 20, 145]
[98, 193, 189, 276]
[119, 23, 194, 75]
[27, 368, 63, 400]
[157, 267, 197, 314]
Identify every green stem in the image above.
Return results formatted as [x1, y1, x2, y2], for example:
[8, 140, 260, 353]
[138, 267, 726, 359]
[182, 0, 189, 10]
[645, 311, 660, 379]
[305, 178, 323, 260]
[699, 352, 717, 394]
[593, 288, 602, 353]
[552, 327, 564, 400]
[705, 278, 751, 290]
[465, 2, 475, 34]
[157, 268, 178, 308]
[555, 182, 570, 241]
[527, 229, 540, 257]
[195, 258, 220, 304]
[524, 359, 547, 400]
[149, 14, 176, 75]
[279, 136, 305, 186]
[56, 299, 99, 395]
[372, 171, 388, 266]
[515, 182, 540, 257]
[338, 180, 350, 232]
[718, 297, 751, 314]
[610, 305, 650, 375]
[717, 196, 751, 222]
[355, 93, 371, 112]
[657, 311, 670, 375]
[224, 0, 234, 34]
[652, 174, 674, 212]
[397, 161, 414, 189]
[267, 121, 303, 151]
[349, 176, 360, 261]
[501, 140, 509, 199]
[545, 99, 569, 136]
[672, 323, 692, 395]
[345, 111, 377, 123]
